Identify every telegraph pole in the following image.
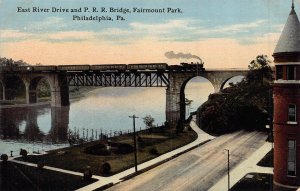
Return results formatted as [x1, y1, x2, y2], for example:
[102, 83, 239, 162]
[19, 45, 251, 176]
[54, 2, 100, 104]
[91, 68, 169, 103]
[224, 149, 230, 190]
[129, 114, 138, 172]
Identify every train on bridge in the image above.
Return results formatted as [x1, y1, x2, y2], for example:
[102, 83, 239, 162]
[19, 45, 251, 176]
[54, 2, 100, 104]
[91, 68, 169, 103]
[0, 62, 205, 72]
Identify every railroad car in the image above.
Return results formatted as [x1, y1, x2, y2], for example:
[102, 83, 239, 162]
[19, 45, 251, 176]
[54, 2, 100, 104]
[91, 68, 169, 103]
[32, 65, 57, 71]
[0, 66, 12, 72]
[57, 65, 90, 71]
[127, 63, 167, 70]
[12, 66, 32, 72]
[90, 64, 127, 71]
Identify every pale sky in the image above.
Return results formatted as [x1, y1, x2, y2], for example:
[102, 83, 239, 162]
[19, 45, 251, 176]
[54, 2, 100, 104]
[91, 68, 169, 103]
[0, 0, 298, 68]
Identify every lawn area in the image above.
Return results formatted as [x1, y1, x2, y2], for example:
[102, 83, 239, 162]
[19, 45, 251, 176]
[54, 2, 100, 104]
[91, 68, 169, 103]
[230, 173, 273, 191]
[16, 127, 197, 176]
[0, 161, 96, 191]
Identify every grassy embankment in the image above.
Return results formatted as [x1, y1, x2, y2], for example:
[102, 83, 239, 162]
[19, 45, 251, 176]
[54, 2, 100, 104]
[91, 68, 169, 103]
[16, 126, 197, 177]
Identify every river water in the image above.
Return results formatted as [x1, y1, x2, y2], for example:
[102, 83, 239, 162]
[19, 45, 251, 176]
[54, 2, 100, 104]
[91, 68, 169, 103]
[0, 77, 236, 155]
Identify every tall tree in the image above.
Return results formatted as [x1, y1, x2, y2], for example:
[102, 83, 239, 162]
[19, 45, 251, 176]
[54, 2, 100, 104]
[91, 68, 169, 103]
[143, 115, 155, 129]
[247, 55, 273, 83]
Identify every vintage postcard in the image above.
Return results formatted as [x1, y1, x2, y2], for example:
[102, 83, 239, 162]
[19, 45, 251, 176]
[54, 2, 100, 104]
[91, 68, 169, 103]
[0, 0, 298, 190]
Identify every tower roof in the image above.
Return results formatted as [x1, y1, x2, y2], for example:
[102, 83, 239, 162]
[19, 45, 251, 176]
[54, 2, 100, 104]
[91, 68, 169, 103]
[274, 7, 300, 54]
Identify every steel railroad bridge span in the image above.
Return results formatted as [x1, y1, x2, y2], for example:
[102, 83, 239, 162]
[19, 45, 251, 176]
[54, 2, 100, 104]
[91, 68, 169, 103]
[0, 64, 248, 127]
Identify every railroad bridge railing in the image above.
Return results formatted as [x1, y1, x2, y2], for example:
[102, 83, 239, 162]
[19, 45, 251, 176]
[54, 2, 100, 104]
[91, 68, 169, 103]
[66, 71, 169, 87]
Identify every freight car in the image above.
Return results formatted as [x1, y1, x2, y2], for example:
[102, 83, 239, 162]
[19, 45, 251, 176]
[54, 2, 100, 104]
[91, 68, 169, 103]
[127, 63, 167, 71]
[57, 65, 90, 71]
[90, 64, 127, 71]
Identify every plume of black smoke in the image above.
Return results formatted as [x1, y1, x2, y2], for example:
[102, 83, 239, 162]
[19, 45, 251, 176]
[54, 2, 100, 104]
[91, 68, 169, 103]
[165, 51, 201, 61]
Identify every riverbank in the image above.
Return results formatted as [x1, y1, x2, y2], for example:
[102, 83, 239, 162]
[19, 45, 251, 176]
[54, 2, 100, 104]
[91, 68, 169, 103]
[69, 86, 100, 102]
[0, 101, 51, 108]
[0, 86, 99, 108]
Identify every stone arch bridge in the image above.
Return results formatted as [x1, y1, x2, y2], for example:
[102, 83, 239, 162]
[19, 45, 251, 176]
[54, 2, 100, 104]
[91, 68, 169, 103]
[166, 69, 248, 127]
[0, 67, 248, 127]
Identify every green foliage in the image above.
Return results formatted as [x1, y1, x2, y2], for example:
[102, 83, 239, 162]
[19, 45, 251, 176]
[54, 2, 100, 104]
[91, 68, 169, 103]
[247, 55, 273, 83]
[102, 162, 111, 175]
[37, 79, 51, 98]
[20, 149, 28, 157]
[149, 148, 159, 155]
[83, 167, 93, 181]
[1, 154, 8, 161]
[37, 161, 45, 169]
[143, 115, 155, 129]
[199, 55, 273, 135]
[84, 144, 111, 156]
[0, 57, 29, 66]
[114, 143, 134, 154]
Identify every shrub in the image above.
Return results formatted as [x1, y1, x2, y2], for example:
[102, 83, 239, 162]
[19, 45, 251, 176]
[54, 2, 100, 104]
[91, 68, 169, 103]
[102, 162, 111, 175]
[137, 136, 142, 142]
[84, 144, 111, 156]
[1, 154, 8, 161]
[83, 167, 93, 180]
[20, 149, 28, 157]
[37, 161, 44, 169]
[114, 143, 134, 154]
[164, 121, 170, 129]
[149, 148, 159, 155]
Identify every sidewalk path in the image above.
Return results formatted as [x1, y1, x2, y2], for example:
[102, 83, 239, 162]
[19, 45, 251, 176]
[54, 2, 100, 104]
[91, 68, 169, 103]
[209, 142, 273, 191]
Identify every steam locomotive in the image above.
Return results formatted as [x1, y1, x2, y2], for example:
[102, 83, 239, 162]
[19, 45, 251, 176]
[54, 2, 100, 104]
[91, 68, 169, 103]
[168, 62, 204, 71]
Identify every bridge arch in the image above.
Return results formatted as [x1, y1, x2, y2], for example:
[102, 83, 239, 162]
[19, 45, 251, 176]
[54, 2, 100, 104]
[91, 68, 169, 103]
[29, 76, 52, 104]
[3, 75, 26, 103]
[220, 75, 246, 91]
[179, 76, 215, 120]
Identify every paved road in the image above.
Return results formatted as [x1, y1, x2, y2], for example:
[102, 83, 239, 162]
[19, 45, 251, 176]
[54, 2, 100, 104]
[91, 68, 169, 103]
[108, 130, 267, 191]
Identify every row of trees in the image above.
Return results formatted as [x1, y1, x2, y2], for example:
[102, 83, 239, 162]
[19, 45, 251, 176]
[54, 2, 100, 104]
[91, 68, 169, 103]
[0, 57, 29, 66]
[198, 55, 273, 135]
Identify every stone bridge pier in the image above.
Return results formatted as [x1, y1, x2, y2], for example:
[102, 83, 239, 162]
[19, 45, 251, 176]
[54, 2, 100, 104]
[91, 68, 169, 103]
[47, 73, 70, 107]
[166, 70, 247, 128]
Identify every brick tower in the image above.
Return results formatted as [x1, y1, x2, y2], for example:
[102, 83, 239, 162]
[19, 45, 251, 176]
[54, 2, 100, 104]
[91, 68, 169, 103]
[273, 1, 300, 190]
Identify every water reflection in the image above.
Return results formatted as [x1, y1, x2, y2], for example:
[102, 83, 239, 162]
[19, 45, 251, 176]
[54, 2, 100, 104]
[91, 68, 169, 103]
[49, 107, 70, 143]
[0, 106, 69, 143]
